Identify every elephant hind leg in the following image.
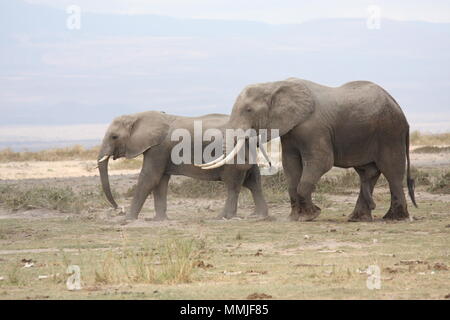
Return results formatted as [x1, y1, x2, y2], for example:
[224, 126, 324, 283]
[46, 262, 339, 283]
[348, 163, 380, 222]
[383, 178, 410, 220]
[377, 150, 410, 220]
[152, 174, 170, 221]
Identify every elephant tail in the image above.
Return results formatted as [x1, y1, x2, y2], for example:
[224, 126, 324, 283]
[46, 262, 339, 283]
[406, 129, 418, 207]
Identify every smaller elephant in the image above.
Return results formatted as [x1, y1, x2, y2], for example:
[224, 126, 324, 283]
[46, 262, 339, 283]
[98, 111, 269, 221]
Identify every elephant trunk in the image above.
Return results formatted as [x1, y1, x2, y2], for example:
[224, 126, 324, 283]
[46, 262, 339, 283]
[98, 154, 118, 209]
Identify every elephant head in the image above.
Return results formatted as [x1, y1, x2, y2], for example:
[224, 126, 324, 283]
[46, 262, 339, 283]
[98, 111, 170, 208]
[199, 78, 314, 169]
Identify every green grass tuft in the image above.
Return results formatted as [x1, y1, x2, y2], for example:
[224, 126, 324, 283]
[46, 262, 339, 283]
[94, 239, 200, 285]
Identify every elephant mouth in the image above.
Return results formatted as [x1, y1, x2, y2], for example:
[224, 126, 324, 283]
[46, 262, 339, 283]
[98, 152, 124, 162]
[112, 147, 126, 160]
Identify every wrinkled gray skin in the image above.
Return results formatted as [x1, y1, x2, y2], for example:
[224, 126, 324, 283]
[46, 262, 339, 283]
[98, 112, 268, 221]
[220, 78, 417, 222]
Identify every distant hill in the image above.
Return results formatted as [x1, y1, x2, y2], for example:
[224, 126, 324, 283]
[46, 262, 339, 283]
[0, 1, 449, 128]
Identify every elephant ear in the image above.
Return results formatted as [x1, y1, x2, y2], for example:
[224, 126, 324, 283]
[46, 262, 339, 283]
[268, 80, 315, 136]
[125, 111, 170, 159]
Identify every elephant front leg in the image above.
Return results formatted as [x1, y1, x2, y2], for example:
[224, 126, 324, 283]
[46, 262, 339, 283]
[218, 169, 246, 219]
[295, 156, 333, 222]
[127, 156, 166, 221]
[296, 182, 322, 222]
[127, 173, 157, 220]
[281, 144, 303, 221]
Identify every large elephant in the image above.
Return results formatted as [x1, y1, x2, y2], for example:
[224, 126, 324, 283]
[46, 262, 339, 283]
[98, 111, 269, 221]
[199, 78, 417, 222]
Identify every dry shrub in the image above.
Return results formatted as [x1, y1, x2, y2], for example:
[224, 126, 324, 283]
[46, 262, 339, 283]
[428, 172, 450, 194]
[0, 185, 111, 213]
[413, 146, 450, 153]
[410, 131, 450, 146]
[5, 263, 24, 286]
[410, 167, 431, 186]
[169, 178, 226, 198]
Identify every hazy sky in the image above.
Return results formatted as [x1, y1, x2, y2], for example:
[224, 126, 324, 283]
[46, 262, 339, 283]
[25, 0, 450, 23]
[1, 0, 449, 150]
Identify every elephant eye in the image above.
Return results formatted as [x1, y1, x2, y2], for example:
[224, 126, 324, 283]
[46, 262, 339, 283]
[245, 107, 252, 113]
[111, 135, 118, 140]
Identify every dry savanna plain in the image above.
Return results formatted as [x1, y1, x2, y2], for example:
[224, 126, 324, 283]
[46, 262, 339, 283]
[0, 132, 449, 300]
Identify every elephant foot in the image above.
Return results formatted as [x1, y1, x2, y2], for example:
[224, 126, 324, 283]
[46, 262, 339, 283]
[247, 213, 258, 219]
[249, 208, 269, 218]
[383, 205, 409, 221]
[297, 204, 321, 222]
[348, 210, 373, 222]
[216, 212, 237, 220]
[259, 215, 276, 222]
[288, 208, 300, 221]
[124, 214, 138, 221]
[110, 216, 133, 225]
[146, 214, 168, 222]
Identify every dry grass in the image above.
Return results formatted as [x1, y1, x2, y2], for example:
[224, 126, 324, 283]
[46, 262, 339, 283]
[412, 146, 450, 153]
[138, 168, 450, 203]
[0, 185, 111, 213]
[0, 145, 100, 162]
[0, 164, 448, 299]
[408, 167, 450, 194]
[428, 172, 450, 194]
[0, 139, 449, 299]
[5, 263, 23, 286]
[168, 170, 365, 203]
[410, 131, 450, 146]
[1, 167, 447, 214]
[169, 179, 227, 199]
[0, 196, 448, 299]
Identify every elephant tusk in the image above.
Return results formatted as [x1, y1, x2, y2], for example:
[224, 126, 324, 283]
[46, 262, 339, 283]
[258, 143, 272, 167]
[201, 139, 245, 170]
[98, 155, 110, 163]
[195, 154, 225, 167]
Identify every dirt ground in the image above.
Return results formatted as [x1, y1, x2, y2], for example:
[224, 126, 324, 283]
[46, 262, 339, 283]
[0, 151, 449, 300]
